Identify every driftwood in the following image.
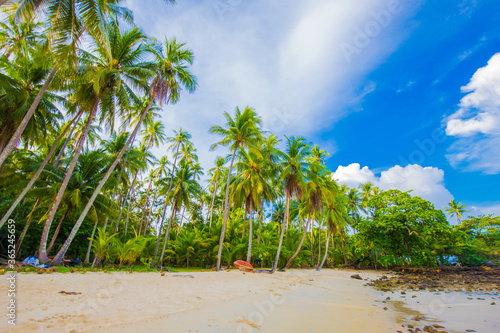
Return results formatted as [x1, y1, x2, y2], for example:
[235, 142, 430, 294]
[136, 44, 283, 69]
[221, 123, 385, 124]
[59, 291, 82, 295]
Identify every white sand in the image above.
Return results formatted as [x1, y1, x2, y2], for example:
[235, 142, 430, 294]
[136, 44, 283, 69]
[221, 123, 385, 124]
[1, 269, 397, 332]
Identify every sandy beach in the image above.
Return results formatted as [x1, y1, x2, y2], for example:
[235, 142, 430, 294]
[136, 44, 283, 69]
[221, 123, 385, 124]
[2, 269, 397, 332]
[1, 269, 498, 332]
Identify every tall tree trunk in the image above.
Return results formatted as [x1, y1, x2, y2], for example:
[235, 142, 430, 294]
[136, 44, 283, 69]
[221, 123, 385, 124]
[123, 173, 138, 235]
[317, 231, 330, 271]
[208, 179, 218, 231]
[246, 201, 253, 263]
[51, 98, 154, 266]
[14, 198, 39, 260]
[271, 194, 289, 273]
[310, 222, 314, 267]
[46, 206, 70, 255]
[152, 142, 181, 267]
[0, 110, 83, 229]
[53, 111, 84, 167]
[241, 213, 247, 240]
[0, 66, 58, 167]
[284, 212, 311, 269]
[139, 176, 154, 234]
[0, 130, 9, 154]
[257, 208, 263, 245]
[216, 146, 238, 271]
[317, 220, 322, 268]
[341, 233, 347, 265]
[39, 91, 103, 263]
[159, 205, 177, 266]
[177, 205, 186, 235]
[85, 218, 99, 264]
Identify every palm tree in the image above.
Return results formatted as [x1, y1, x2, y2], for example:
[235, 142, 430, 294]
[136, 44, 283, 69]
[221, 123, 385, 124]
[158, 159, 201, 266]
[445, 200, 469, 224]
[38, 22, 152, 263]
[317, 193, 350, 270]
[207, 156, 225, 230]
[233, 149, 272, 263]
[271, 136, 310, 273]
[0, 0, 132, 166]
[284, 161, 334, 268]
[152, 128, 193, 266]
[51, 36, 196, 266]
[209, 106, 263, 271]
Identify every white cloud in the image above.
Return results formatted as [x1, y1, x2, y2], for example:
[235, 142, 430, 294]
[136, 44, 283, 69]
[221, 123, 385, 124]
[445, 53, 500, 173]
[123, 0, 422, 172]
[332, 163, 454, 210]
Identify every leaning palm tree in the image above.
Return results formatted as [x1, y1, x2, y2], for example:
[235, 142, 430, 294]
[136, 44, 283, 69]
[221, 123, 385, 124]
[445, 200, 469, 224]
[209, 106, 263, 271]
[271, 136, 310, 273]
[51, 36, 196, 266]
[0, 0, 133, 166]
[38, 22, 152, 263]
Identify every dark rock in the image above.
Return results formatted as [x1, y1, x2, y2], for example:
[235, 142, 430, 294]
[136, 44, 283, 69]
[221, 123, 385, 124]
[351, 274, 362, 280]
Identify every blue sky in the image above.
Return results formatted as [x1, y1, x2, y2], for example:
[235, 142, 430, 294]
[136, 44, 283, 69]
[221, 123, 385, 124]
[125, 0, 500, 218]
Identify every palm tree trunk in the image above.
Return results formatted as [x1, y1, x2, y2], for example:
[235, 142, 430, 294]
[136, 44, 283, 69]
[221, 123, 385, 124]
[152, 142, 181, 267]
[51, 98, 154, 266]
[159, 205, 177, 266]
[341, 233, 347, 265]
[317, 220, 322, 268]
[310, 222, 314, 266]
[284, 212, 311, 269]
[0, 110, 83, 229]
[208, 179, 218, 231]
[14, 198, 39, 260]
[85, 218, 99, 264]
[246, 201, 253, 263]
[139, 177, 154, 233]
[53, 111, 84, 167]
[46, 206, 70, 255]
[39, 91, 103, 263]
[241, 213, 246, 240]
[216, 146, 238, 271]
[317, 231, 330, 271]
[177, 205, 186, 235]
[0, 130, 9, 154]
[0, 66, 58, 167]
[257, 209, 263, 245]
[271, 194, 289, 273]
[123, 173, 138, 235]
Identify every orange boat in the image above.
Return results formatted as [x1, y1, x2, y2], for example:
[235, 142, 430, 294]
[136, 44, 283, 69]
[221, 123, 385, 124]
[234, 260, 254, 272]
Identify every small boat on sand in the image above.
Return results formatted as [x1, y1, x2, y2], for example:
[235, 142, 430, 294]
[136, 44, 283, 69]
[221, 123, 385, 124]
[234, 260, 254, 272]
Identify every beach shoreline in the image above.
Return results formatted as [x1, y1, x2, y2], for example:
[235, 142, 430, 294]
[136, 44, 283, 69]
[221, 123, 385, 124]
[1, 269, 498, 332]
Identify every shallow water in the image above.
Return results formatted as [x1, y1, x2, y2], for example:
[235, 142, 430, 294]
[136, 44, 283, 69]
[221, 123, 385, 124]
[377, 289, 500, 333]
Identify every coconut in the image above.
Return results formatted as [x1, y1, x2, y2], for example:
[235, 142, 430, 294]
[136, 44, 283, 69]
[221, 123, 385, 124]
[25, 267, 31, 272]
[37, 269, 43, 274]
[70, 269, 76, 273]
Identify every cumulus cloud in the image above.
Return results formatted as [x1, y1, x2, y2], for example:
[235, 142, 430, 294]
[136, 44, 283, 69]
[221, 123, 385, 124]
[445, 53, 500, 173]
[332, 163, 454, 210]
[123, 0, 421, 172]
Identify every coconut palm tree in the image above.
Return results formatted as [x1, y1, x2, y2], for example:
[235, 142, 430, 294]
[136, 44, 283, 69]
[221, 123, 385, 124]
[0, 0, 133, 166]
[271, 136, 310, 273]
[445, 200, 469, 224]
[209, 106, 263, 271]
[232, 149, 272, 263]
[38, 22, 152, 263]
[52, 36, 196, 266]
[207, 156, 225, 230]
[284, 160, 335, 268]
[317, 193, 350, 271]
[158, 159, 201, 266]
